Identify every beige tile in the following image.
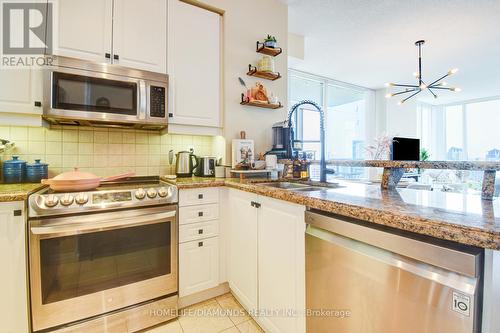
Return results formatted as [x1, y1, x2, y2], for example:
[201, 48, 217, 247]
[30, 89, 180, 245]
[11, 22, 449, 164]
[122, 155, 136, 167]
[149, 133, 161, 145]
[109, 132, 123, 144]
[94, 131, 109, 144]
[10, 127, 28, 140]
[148, 155, 161, 167]
[235, 320, 264, 333]
[135, 155, 149, 167]
[63, 142, 78, 155]
[182, 135, 193, 145]
[135, 167, 148, 176]
[0, 126, 10, 138]
[144, 319, 183, 333]
[122, 143, 135, 154]
[123, 131, 135, 144]
[78, 143, 93, 155]
[149, 144, 161, 155]
[45, 155, 62, 168]
[62, 129, 78, 142]
[178, 299, 233, 333]
[108, 144, 123, 155]
[135, 132, 148, 144]
[171, 135, 183, 145]
[63, 155, 78, 168]
[46, 142, 62, 155]
[216, 294, 250, 326]
[46, 129, 62, 142]
[108, 155, 123, 167]
[93, 155, 108, 168]
[28, 127, 45, 141]
[78, 130, 93, 143]
[78, 155, 93, 168]
[136, 144, 149, 155]
[160, 133, 171, 145]
[28, 141, 45, 155]
[94, 143, 109, 155]
[148, 167, 160, 176]
[13, 141, 28, 154]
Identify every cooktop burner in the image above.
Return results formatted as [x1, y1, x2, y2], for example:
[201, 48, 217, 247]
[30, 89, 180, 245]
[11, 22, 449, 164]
[29, 176, 178, 218]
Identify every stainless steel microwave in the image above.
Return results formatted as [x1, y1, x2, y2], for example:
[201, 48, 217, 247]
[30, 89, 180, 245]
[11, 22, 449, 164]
[43, 56, 168, 130]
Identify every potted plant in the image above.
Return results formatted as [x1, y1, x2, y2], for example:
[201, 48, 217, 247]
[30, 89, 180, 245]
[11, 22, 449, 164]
[264, 34, 277, 48]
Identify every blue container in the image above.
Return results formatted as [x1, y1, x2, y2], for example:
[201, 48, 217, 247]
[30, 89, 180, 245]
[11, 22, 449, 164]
[26, 159, 49, 183]
[3, 156, 27, 183]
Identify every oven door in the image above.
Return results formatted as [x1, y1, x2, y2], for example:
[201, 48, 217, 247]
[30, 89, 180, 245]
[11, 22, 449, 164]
[29, 206, 177, 332]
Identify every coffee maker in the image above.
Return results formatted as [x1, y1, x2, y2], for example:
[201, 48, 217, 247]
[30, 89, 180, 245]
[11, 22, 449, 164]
[265, 121, 292, 159]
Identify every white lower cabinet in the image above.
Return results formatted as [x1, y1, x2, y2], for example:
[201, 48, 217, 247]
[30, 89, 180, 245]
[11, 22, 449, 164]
[227, 188, 306, 333]
[0, 201, 29, 333]
[179, 236, 219, 297]
[178, 188, 220, 298]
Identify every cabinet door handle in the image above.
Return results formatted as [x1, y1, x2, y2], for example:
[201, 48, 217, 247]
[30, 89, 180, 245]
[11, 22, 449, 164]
[198, 194, 204, 199]
[113, 54, 119, 60]
[198, 211, 204, 217]
[254, 202, 261, 208]
[198, 229, 203, 234]
[250, 201, 255, 207]
[34, 101, 42, 107]
[198, 241, 203, 247]
[13, 210, 22, 216]
[105, 53, 111, 59]
[168, 113, 173, 118]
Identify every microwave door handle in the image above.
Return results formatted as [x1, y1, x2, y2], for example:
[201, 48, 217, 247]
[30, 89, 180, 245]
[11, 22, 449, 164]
[31, 210, 176, 238]
[138, 80, 147, 120]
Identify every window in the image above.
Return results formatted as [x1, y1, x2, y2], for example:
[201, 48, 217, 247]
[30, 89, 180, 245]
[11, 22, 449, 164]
[288, 70, 373, 180]
[418, 97, 500, 196]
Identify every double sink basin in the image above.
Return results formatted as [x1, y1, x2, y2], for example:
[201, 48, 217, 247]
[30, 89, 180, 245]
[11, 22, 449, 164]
[258, 181, 343, 193]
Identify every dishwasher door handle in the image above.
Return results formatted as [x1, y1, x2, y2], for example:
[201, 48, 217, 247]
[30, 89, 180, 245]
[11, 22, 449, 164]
[306, 224, 478, 295]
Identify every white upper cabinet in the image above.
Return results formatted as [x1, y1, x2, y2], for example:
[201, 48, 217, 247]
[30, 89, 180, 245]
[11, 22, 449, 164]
[0, 69, 43, 115]
[52, 0, 113, 63]
[168, 0, 221, 130]
[112, 0, 167, 73]
[52, 0, 167, 73]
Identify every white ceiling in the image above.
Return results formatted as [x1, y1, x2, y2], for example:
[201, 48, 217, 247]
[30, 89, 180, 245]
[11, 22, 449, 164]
[285, 0, 500, 104]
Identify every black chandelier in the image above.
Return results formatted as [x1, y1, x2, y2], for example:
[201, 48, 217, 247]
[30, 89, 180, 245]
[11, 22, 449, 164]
[385, 40, 461, 105]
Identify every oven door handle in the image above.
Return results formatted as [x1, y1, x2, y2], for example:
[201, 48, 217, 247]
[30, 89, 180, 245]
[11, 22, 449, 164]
[31, 210, 176, 238]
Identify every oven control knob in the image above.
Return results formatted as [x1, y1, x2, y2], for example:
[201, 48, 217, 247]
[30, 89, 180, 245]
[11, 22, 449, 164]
[45, 195, 59, 207]
[147, 188, 158, 198]
[60, 194, 74, 206]
[158, 187, 168, 197]
[135, 188, 146, 200]
[75, 193, 89, 205]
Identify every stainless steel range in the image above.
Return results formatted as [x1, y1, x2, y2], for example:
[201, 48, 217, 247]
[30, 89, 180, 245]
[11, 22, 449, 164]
[28, 176, 179, 332]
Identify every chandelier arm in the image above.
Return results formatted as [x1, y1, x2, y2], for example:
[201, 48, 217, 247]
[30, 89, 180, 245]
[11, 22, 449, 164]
[401, 90, 422, 104]
[392, 89, 419, 96]
[427, 87, 437, 98]
[428, 86, 455, 91]
[427, 73, 451, 87]
[390, 84, 420, 88]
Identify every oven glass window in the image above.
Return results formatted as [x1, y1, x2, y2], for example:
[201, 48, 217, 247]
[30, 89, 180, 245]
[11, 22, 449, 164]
[39, 222, 171, 304]
[52, 72, 137, 115]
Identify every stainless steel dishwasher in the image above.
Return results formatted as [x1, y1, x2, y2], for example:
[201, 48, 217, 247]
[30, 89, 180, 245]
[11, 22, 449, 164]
[305, 210, 484, 333]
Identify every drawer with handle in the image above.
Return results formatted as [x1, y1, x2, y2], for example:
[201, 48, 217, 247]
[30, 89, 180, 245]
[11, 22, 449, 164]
[179, 188, 219, 207]
[179, 220, 219, 243]
[179, 204, 219, 225]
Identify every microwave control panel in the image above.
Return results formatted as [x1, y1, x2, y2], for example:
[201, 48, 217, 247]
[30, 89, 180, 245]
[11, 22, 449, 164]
[150, 86, 166, 118]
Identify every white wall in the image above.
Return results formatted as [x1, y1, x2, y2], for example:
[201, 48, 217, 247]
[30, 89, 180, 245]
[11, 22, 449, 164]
[200, 0, 289, 162]
[375, 88, 419, 139]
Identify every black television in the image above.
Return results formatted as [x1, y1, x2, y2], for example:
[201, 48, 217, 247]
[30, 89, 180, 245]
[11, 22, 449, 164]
[392, 137, 420, 161]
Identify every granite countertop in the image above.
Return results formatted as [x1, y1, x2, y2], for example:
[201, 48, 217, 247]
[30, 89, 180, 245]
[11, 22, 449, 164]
[162, 176, 500, 250]
[0, 183, 45, 202]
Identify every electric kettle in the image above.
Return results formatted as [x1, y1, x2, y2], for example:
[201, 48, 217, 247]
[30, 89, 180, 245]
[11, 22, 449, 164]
[176, 150, 198, 177]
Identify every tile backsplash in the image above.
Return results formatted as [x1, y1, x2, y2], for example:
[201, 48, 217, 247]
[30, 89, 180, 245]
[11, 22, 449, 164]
[0, 125, 224, 178]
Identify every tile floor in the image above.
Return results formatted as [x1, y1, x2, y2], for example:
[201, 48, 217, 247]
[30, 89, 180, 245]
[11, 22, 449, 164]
[143, 293, 264, 333]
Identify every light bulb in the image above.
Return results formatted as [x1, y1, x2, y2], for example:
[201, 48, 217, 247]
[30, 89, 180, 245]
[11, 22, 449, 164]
[385, 83, 394, 87]
[440, 81, 448, 86]
[413, 72, 419, 78]
[397, 100, 404, 106]
[448, 68, 459, 75]
[453, 87, 462, 92]
[385, 93, 393, 98]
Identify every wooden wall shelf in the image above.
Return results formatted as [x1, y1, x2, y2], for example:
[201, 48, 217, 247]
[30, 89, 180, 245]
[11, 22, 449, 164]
[247, 65, 281, 81]
[256, 42, 282, 57]
[240, 94, 282, 109]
